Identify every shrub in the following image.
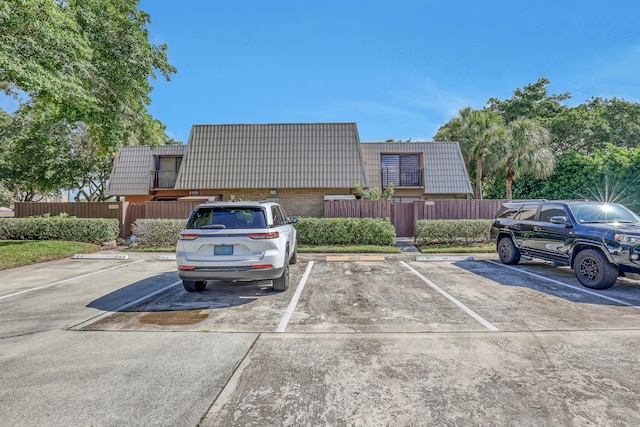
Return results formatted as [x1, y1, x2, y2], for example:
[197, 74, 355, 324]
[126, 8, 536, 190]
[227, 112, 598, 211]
[294, 217, 396, 246]
[415, 219, 492, 246]
[0, 216, 119, 243]
[131, 218, 187, 246]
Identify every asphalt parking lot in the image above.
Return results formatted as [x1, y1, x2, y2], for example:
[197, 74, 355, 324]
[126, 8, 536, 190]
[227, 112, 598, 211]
[1, 251, 640, 426]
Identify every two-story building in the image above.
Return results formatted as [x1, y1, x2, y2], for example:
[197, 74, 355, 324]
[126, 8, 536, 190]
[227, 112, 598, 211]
[106, 122, 472, 217]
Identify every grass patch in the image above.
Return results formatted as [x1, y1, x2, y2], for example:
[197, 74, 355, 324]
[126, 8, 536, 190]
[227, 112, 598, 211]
[0, 240, 100, 270]
[298, 245, 401, 253]
[418, 243, 495, 253]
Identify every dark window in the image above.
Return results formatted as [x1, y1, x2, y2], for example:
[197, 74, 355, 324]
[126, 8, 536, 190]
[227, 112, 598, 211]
[539, 204, 568, 222]
[498, 207, 520, 219]
[381, 154, 421, 187]
[271, 206, 286, 226]
[187, 207, 266, 229]
[154, 156, 182, 188]
[518, 204, 539, 220]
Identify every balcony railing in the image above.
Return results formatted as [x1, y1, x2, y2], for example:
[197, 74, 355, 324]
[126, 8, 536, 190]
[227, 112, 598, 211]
[151, 170, 179, 189]
[381, 168, 423, 187]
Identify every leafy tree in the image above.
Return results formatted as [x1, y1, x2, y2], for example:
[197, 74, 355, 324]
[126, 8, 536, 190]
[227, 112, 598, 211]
[489, 119, 555, 199]
[485, 146, 640, 212]
[434, 107, 502, 199]
[354, 183, 394, 200]
[486, 78, 640, 154]
[0, 182, 12, 206]
[0, 0, 94, 107]
[437, 78, 640, 204]
[487, 77, 570, 124]
[0, 106, 84, 201]
[0, 0, 176, 154]
[67, 123, 116, 202]
[569, 97, 640, 151]
[545, 103, 605, 154]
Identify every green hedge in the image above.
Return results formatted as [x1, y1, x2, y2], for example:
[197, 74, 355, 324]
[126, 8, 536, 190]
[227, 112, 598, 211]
[131, 218, 187, 246]
[0, 217, 119, 243]
[415, 219, 492, 246]
[294, 217, 396, 246]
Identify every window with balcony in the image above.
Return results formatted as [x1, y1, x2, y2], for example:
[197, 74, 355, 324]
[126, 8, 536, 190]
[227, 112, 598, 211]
[381, 154, 422, 187]
[154, 156, 182, 188]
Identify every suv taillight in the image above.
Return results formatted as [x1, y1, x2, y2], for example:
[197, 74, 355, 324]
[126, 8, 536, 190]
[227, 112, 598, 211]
[179, 233, 199, 240]
[248, 232, 279, 239]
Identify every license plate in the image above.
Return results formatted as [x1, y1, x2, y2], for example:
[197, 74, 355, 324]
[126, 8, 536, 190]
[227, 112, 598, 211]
[214, 245, 233, 255]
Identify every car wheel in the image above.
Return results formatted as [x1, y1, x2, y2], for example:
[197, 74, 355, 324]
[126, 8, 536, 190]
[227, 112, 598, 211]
[183, 280, 207, 292]
[574, 249, 617, 290]
[497, 237, 521, 265]
[290, 245, 298, 265]
[273, 257, 290, 291]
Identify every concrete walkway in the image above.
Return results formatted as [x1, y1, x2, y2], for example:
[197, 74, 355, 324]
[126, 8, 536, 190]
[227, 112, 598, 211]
[395, 237, 420, 253]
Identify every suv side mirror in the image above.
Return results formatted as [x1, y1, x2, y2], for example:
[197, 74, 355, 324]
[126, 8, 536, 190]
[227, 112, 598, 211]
[289, 216, 298, 224]
[550, 216, 571, 226]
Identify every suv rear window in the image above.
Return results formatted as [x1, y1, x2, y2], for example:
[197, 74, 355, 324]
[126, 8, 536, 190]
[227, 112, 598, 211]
[186, 207, 267, 229]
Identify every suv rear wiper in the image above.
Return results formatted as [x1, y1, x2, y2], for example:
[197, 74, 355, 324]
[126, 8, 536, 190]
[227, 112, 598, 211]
[200, 224, 226, 229]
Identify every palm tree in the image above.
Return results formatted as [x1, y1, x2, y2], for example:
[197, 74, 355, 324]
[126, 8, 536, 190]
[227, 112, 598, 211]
[490, 118, 556, 199]
[436, 107, 502, 199]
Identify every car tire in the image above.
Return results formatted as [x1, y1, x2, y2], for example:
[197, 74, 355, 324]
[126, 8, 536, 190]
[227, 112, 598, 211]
[183, 280, 207, 292]
[574, 249, 617, 290]
[290, 245, 298, 265]
[497, 237, 521, 265]
[273, 257, 290, 291]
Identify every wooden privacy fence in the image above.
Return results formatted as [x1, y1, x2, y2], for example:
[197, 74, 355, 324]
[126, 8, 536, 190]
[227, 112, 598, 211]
[324, 199, 506, 237]
[143, 201, 202, 219]
[14, 199, 506, 239]
[15, 202, 131, 238]
[323, 200, 391, 218]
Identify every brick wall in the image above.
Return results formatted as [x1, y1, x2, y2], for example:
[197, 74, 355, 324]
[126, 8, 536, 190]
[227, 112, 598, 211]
[192, 188, 353, 217]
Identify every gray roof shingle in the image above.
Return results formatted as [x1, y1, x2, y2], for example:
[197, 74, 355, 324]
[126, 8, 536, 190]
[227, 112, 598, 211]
[361, 142, 472, 194]
[106, 146, 152, 195]
[106, 145, 186, 195]
[175, 123, 370, 189]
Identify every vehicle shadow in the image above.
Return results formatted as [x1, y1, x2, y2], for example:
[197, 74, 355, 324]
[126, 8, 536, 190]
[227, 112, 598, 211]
[453, 259, 640, 307]
[87, 271, 280, 313]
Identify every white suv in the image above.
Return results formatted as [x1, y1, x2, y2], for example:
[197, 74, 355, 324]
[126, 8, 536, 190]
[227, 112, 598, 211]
[176, 201, 297, 292]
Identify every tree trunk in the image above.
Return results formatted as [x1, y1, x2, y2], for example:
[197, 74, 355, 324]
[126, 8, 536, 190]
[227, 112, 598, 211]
[505, 170, 514, 200]
[475, 155, 483, 199]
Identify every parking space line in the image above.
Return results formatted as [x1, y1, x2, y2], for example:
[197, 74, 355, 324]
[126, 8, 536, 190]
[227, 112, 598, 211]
[400, 261, 500, 331]
[70, 280, 182, 330]
[488, 260, 640, 310]
[276, 261, 314, 333]
[0, 260, 145, 301]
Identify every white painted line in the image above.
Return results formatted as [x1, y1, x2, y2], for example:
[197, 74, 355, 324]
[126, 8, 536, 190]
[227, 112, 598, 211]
[0, 260, 145, 301]
[72, 253, 128, 260]
[276, 261, 314, 333]
[158, 255, 176, 261]
[487, 260, 640, 310]
[400, 261, 500, 331]
[416, 255, 474, 262]
[71, 280, 182, 330]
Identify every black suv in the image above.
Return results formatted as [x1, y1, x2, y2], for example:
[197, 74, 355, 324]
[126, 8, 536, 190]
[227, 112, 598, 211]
[491, 200, 640, 289]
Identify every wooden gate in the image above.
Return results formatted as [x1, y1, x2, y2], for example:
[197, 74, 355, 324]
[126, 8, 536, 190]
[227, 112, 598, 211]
[390, 203, 415, 237]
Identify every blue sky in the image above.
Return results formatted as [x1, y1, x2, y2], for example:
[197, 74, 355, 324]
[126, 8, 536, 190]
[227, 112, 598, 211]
[112, 1, 640, 142]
